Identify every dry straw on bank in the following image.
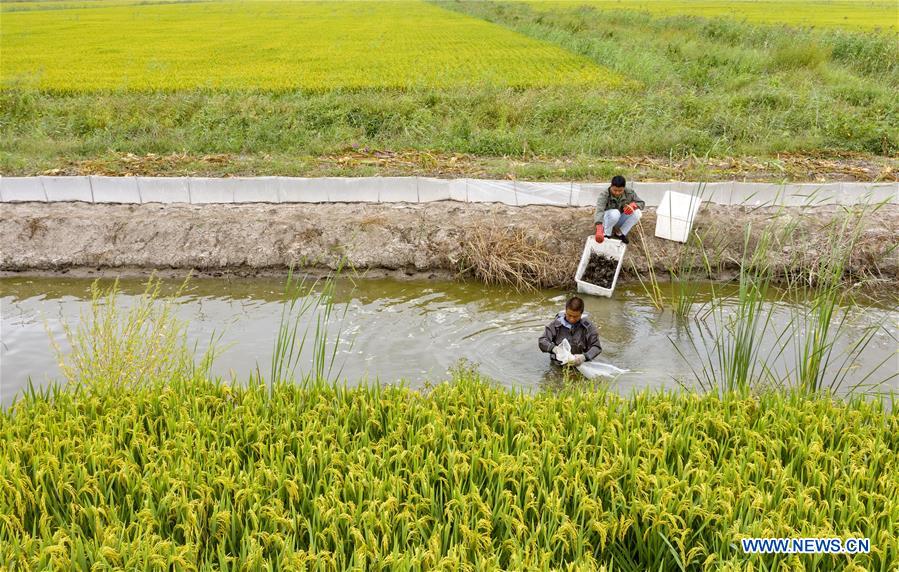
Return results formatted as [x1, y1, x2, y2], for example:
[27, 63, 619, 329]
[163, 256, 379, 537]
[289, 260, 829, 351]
[459, 224, 571, 292]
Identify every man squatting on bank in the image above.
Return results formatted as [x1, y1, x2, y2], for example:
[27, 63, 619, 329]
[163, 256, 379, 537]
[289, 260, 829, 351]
[538, 296, 602, 366]
[595, 175, 645, 245]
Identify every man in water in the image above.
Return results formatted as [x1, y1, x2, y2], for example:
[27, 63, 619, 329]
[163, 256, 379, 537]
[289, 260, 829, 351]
[538, 296, 602, 366]
[594, 175, 645, 244]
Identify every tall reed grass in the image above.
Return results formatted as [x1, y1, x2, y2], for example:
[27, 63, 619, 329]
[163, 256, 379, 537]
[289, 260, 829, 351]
[268, 267, 350, 386]
[660, 197, 896, 395]
[781, 203, 897, 394]
[675, 223, 789, 394]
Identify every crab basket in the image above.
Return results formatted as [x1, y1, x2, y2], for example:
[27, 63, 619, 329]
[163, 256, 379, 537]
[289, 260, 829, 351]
[575, 236, 626, 297]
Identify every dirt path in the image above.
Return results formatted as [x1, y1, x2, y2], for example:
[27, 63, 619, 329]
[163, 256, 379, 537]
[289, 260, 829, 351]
[3, 202, 897, 288]
[27, 150, 898, 183]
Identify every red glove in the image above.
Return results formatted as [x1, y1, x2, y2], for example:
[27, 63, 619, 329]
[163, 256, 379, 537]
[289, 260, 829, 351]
[623, 202, 638, 215]
[595, 224, 604, 243]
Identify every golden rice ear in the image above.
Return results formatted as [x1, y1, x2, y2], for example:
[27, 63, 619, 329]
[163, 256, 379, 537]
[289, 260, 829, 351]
[3, 358, 892, 568]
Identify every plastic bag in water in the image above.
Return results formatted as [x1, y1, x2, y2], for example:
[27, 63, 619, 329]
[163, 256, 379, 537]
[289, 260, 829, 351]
[553, 339, 628, 379]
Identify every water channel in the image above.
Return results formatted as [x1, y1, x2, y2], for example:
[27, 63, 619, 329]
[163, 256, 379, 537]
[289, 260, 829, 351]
[2, 275, 896, 407]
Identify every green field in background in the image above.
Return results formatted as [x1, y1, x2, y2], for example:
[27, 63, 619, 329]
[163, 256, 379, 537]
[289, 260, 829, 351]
[526, 0, 897, 31]
[0, 0, 620, 91]
[2, 0, 896, 174]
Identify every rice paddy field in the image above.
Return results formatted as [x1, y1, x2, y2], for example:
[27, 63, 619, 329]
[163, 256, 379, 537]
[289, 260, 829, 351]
[2, 361, 897, 569]
[2, 2, 898, 568]
[0, 0, 617, 90]
[1, 0, 897, 179]
[527, 1, 898, 31]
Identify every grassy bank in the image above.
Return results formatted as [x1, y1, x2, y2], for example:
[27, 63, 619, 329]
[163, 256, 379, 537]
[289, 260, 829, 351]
[2, 1, 897, 179]
[2, 370, 896, 570]
[3, 84, 896, 180]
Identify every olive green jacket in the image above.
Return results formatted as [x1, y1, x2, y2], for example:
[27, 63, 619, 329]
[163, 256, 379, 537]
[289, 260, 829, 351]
[593, 187, 645, 224]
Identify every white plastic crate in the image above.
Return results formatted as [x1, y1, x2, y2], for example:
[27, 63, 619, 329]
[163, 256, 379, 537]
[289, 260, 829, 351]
[575, 236, 626, 297]
[655, 190, 701, 243]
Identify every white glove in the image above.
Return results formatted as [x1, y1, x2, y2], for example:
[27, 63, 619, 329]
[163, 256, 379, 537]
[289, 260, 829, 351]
[571, 354, 586, 366]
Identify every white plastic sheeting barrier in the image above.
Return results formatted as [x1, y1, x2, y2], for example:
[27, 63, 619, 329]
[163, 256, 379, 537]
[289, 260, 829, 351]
[1, 176, 895, 207]
[553, 339, 628, 379]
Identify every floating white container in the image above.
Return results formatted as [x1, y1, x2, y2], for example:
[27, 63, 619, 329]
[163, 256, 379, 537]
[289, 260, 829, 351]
[575, 236, 626, 297]
[655, 190, 702, 243]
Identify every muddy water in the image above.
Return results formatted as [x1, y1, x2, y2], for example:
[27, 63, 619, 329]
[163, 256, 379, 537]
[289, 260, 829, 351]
[1, 275, 897, 406]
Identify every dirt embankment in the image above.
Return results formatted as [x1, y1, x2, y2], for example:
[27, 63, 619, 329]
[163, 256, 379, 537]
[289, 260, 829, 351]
[2, 202, 897, 287]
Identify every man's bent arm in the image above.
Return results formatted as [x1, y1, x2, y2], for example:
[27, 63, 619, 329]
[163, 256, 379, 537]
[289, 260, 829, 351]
[584, 326, 602, 361]
[538, 323, 557, 353]
[594, 190, 609, 224]
[630, 189, 645, 210]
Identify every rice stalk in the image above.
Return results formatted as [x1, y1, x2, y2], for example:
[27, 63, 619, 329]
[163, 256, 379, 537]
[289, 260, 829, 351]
[6, 354, 894, 570]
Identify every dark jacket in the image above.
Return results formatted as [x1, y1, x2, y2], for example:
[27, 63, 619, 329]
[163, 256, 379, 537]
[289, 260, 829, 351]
[538, 312, 602, 364]
[594, 186, 645, 224]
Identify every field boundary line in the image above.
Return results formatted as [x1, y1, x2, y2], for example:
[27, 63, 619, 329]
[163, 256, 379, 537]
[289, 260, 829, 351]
[0, 176, 895, 207]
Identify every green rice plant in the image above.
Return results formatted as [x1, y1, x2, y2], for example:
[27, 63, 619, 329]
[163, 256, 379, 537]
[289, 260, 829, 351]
[1, 358, 896, 569]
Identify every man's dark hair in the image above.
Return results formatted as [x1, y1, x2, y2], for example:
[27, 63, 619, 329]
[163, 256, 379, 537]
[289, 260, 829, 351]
[566, 296, 584, 312]
[611, 175, 626, 188]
